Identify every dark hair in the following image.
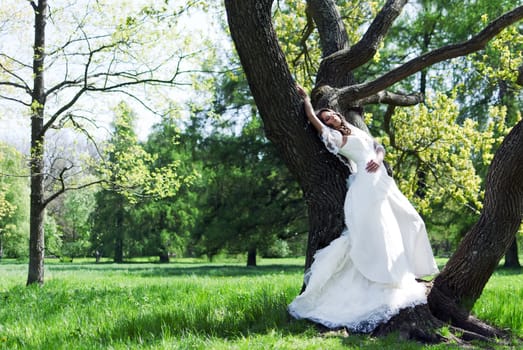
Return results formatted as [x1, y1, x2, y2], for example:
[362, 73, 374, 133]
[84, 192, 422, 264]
[315, 108, 336, 120]
[315, 108, 351, 136]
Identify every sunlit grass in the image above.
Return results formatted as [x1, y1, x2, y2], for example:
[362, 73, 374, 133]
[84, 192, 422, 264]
[473, 268, 523, 336]
[0, 258, 521, 349]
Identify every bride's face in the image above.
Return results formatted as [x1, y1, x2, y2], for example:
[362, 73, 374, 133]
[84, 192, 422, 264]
[319, 110, 342, 129]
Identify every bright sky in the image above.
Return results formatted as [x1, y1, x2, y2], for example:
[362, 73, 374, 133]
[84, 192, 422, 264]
[0, 0, 229, 154]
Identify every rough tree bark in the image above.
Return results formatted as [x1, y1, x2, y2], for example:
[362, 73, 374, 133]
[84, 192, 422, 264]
[504, 238, 521, 268]
[224, 0, 349, 272]
[429, 120, 523, 331]
[224, 0, 523, 344]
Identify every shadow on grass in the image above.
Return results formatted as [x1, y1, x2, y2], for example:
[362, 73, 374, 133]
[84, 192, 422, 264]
[495, 266, 522, 275]
[139, 264, 305, 277]
[45, 262, 305, 278]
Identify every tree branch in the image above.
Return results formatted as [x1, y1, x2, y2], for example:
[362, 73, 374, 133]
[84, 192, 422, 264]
[0, 93, 31, 107]
[316, 0, 407, 86]
[44, 178, 104, 208]
[339, 5, 523, 101]
[320, 0, 407, 74]
[42, 34, 126, 133]
[383, 104, 397, 148]
[43, 33, 188, 133]
[42, 87, 87, 134]
[0, 56, 32, 95]
[355, 90, 423, 107]
[307, 0, 349, 56]
[43, 163, 73, 207]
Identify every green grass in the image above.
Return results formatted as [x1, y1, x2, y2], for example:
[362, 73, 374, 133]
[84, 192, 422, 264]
[0, 258, 521, 349]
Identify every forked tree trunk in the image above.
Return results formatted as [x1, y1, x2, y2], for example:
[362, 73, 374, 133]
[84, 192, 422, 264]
[225, 0, 523, 343]
[224, 0, 349, 273]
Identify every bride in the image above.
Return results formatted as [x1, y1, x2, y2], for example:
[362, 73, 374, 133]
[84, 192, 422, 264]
[289, 86, 439, 333]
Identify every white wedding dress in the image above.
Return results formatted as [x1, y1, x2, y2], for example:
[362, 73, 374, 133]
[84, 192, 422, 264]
[288, 124, 439, 333]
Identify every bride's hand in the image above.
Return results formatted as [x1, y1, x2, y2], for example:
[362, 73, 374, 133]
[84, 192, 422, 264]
[365, 159, 380, 173]
[296, 85, 308, 100]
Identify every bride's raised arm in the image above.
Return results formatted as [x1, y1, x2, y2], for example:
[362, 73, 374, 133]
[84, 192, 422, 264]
[297, 85, 324, 134]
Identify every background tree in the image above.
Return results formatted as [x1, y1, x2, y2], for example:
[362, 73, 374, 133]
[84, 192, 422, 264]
[184, 63, 308, 265]
[89, 103, 138, 263]
[90, 102, 188, 263]
[55, 187, 96, 261]
[132, 115, 201, 263]
[0, 0, 207, 284]
[191, 116, 307, 265]
[224, 0, 522, 343]
[0, 142, 30, 259]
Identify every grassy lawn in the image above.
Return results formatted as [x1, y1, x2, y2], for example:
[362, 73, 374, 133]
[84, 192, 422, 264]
[0, 257, 521, 349]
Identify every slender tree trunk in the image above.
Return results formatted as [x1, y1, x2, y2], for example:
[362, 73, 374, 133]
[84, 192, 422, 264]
[113, 202, 124, 263]
[159, 247, 170, 263]
[503, 237, 521, 268]
[27, 0, 48, 286]
[114, 237, 123, 263]
[247, 247, 257, 267]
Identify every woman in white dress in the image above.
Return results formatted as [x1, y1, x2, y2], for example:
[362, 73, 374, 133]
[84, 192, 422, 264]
[288, 86, 439, 333]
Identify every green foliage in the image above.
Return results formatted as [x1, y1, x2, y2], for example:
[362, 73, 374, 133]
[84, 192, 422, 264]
[383, 92, 510, 215]
[58, 188, 97, 259]
[90, 103, 199, 261]
[380, 92, 519, 250]
[0, 143, 29, 258]
[89, 189, 129, 262]
[95, 102, 187, 203]
[190, 115, 307, 261]
[0, 258, 521, 349]
[359, 0, 523, 250]
[44, 215, 61, 258]
[272, 0, 382, 84]
[130, 116, 202, 259]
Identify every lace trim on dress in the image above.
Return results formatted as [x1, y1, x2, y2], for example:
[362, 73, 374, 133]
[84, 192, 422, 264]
[320, 126, 356, 171]
[320, 125, 342, 154]
[293, 297, 426, 333]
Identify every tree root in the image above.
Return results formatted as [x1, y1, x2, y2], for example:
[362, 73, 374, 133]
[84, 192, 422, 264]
[368, 284, 513, 346]
[303, 282, 514, 346]
[370, 303, 513, 347]
[372, 304, 447, 343]
[428, 284, 509, 340]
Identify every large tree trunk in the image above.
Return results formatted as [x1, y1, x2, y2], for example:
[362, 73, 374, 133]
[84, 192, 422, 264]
[224, 0, 523, 343]
[504, 237, 521, 268]
[430, 119, 523, 311]
[224, 0, 349, 272]
[27, 0, 48, 286]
